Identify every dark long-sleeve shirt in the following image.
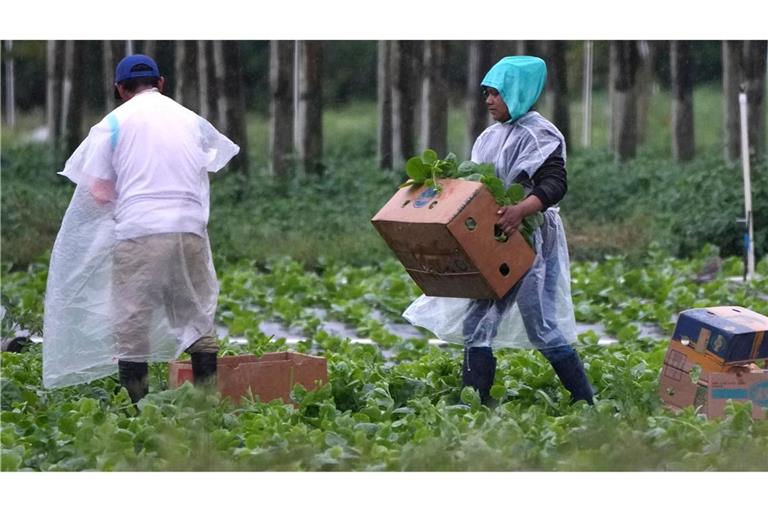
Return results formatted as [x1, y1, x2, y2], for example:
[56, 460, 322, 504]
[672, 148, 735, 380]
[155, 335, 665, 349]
[513, 145, 567, 210]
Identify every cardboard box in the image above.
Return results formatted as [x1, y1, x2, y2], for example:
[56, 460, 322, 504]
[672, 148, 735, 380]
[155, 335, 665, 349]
[708, 370, 768, 419]
[658, 341, 767, 419]
[168, 352, 327, 405]
[371, 179, 535, 299]
[672, 306, 768, 365]
[658, 340, 716, 412]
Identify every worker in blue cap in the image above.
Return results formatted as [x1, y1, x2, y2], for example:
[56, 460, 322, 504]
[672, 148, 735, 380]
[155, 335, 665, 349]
[406, 56, 594, 406]
[43, 54, 240, 403]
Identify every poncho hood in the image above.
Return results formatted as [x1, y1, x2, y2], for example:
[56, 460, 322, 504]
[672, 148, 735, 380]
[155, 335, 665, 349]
[481, 56, 547, 123]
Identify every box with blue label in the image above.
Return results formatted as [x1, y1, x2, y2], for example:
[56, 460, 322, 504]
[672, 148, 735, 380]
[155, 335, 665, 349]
[707, 371, 768, 419]
[658, 341, 767, 419]
[672, 306, 768, 365]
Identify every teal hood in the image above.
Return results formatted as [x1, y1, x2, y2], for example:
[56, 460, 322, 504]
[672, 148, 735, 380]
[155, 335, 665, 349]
[481, 56, 547, 123]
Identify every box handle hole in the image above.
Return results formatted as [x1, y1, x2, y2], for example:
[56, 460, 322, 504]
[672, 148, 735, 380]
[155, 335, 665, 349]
[428, 201, 438, 209]
[402, 200, 411, 208]
[464, 217, 477, 231]
[494, 224, 509, 242]
[499, 263, 510, 276]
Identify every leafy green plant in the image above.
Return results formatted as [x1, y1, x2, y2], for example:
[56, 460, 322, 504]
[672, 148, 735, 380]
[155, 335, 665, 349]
[400, 149, 544, 247]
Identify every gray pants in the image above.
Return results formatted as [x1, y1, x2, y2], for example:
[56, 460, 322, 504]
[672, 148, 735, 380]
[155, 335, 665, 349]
[112, 232, 218, 361]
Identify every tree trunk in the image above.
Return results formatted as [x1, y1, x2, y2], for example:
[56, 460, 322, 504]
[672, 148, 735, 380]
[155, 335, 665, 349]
[296, 40, 324, 174]
[103, 40, 123, 112]
[515, 41, 537, 55]
[377, 40, 393, 170]
[213, 42, 227, 131]
[722, 41, 743, 163]
[213, 41, 248, 177]
[465, 40, 494, 158]
[581, 40, 594, 148]
[610, 41, 639, 162]
[391, 40, 420, 169]
[198, 41, 218, 122]
[197, 41, 210, 119]
[46, 40, 64, 148]
[670, 41, 695, 161]
[174, 41, 200, 112]
[3, 41, 16, 128]
[635, 41, 656, 145]
[60, 40, 87, 156]
[268, 40, 295, 179]
[492, 41, 517, 61]
[143, 40, 157, 58]
[743, 40, 767, 158]
[419, 40, 448, 157]
[546, 40, 570, 148]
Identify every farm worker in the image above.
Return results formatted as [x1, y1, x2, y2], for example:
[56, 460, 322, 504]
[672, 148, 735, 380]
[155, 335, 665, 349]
[404, 56, 593, 406]
[42, 54, 239, 403]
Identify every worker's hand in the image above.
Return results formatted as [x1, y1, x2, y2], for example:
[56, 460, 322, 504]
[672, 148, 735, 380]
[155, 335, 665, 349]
[496, 204, 525, 235]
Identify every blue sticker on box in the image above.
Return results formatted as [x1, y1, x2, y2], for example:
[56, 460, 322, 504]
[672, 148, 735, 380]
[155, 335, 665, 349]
[413, 188, 438, 208]
[711, 381, 768, 408]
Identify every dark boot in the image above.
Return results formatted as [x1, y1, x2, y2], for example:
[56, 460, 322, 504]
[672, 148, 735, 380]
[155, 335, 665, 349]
[462, 347, 497, 406]
[548, 351, 594, 405]
[191, 352, 218, 389]
[118, 360, 149, 404]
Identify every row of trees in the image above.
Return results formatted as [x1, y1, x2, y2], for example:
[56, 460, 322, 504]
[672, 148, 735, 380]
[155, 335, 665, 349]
[39, 41, 250, 173]
[3, 40, 766, 178]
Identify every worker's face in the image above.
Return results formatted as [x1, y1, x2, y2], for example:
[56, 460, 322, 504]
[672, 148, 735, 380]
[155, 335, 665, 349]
[483, 87, 510, 123]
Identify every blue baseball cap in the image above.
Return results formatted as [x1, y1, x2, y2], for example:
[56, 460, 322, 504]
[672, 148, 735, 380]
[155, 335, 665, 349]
[114, 54, 160, 84]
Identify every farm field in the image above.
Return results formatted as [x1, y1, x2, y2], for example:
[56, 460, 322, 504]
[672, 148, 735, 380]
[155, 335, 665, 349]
[2, 77, 768, 473]
[2, 249, 767, 471]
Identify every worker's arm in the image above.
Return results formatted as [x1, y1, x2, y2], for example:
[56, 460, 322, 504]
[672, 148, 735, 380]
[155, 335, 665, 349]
[90, 178, 116, 205]
[496, 195, 544, 236]
[496, 147, 567, 235]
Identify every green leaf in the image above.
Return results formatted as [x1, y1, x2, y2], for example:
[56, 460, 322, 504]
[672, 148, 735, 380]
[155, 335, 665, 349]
[421, 149, 438, 164]
[460, 386, 481, 409]
[490, 384, 506, 401]
[524, 212, 544, 231]
[406, 156, 429, 182]
[475, 163, 496, 177]
[481, 176, 508, 204]
[506, 183, 525, 204]
[1, 452, 21, 471]
[457, 160, 478, 175]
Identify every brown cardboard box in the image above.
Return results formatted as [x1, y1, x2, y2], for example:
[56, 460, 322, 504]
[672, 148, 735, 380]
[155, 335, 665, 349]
[658, 340, 715, 412]
[371, 179, 535, 299]
[672, 306, 768, 365]
[708, 370, 768, 419]
[168, 352, 327, 405]
[658, 341, 767, 419]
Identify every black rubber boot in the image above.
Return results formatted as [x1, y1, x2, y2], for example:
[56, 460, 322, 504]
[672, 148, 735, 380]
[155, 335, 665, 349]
[191, 352, 218, 389]
[549, 352, 594, 405]
[118, 360, 149, 404]
[462, 347, 497, 406]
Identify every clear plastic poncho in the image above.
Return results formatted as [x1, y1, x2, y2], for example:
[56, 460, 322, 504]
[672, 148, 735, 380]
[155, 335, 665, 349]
[403, 56, 576, 351]
[43, 95, 239, 388]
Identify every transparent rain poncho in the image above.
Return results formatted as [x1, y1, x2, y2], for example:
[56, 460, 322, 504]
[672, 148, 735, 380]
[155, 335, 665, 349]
[403, 56, 576, 350]
[43, 94, 239, 388]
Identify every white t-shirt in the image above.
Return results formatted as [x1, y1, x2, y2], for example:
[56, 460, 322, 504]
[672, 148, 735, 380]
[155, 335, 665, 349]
[100, 89, 218, 240]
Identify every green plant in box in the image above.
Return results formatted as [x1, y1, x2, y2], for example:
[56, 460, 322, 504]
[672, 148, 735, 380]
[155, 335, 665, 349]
[400, 149, 544, 248]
